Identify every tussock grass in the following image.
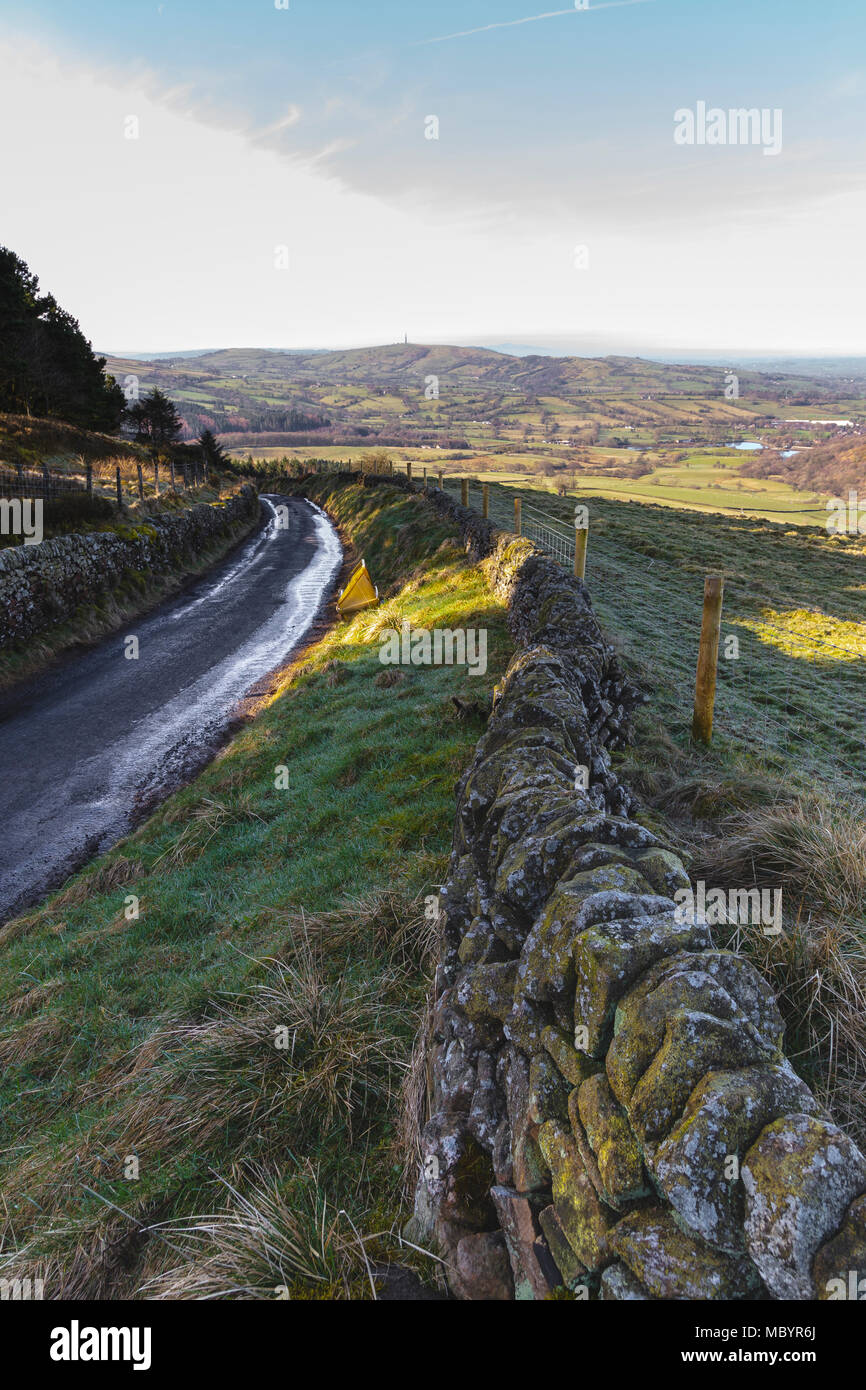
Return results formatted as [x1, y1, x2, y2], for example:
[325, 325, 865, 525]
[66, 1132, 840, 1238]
[52, 856, 144, 909]
[692, 799, 866, 921]
[141, 1167, 379, 1300]
[0, 477, 510, 1299]
[687, 797, 866, 1140]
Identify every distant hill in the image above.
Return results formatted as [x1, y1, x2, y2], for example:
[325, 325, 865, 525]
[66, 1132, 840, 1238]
[742, 436, 866, 497]
[103, 342, 842, 401]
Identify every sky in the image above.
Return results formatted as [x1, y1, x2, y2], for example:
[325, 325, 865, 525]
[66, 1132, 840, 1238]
[0, 0, 864, 356]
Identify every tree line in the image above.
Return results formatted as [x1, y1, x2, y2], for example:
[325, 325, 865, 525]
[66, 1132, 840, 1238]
[0, 247, 234, 477]
[0, 247, 124, 431]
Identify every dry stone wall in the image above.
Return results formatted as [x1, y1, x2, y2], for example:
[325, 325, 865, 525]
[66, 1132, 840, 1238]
[386, 476, 866, 1302]
[0, 486, 260, 649]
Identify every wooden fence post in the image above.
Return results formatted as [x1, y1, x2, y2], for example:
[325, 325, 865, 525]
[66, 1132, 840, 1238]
[137, 464, 144, 501]
[437, 471, 443, 490]
[115, 466, 122, 509]
[407, 461, 412, 482]
[574, 519, 588, 580]
[423, 467, 428, 488]
[154, 460, 160, 496]
[461, 477, 468, 507]
[692, 575, 725, 744]
[170, 461, 176, 492]
[514, 497, 522, 536]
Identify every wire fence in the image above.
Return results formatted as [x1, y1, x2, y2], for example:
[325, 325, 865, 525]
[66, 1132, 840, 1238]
[434, 472, 866, 792]
[0, 465, 86, 500]
[520, 500, 577, 567]
[0, 458, 215, 507]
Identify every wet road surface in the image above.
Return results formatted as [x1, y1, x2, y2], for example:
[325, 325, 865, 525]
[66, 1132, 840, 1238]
[0, 495, 342, 922]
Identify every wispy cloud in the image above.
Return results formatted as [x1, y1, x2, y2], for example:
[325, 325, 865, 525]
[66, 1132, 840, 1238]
[252, 106, 302, 140]
[415, 0, 655, 47]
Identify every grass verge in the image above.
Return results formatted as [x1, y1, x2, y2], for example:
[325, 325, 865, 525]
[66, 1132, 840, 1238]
[0, 477, 511, 1299]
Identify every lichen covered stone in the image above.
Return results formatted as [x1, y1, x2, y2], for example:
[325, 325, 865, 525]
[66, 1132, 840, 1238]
[611, 1207, 760, 1300]
[573, 914, 711, 1059]
[813, 1193, 866, 1301]
[653, 1063, 818, 1252]
[537, 1119, 616, 1272]
[742, 1113, 866, 1300]
[577, 1071, 648, 1206]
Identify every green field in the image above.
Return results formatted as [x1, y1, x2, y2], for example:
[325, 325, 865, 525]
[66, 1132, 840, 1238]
[233, 439, 833, 527]
[444, 477, 866, 795]
[504, 465, 828, 525]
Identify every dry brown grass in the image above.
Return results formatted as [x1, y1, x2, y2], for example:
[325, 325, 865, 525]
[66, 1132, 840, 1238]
[322, 659, 348, 687]
[0, 1011, 68, 1070]
[8, 978, 64, 1019]
[45, 856, 143, 912]
[374, 669, 405, 688]
[275, 880, 441, 973]
[690, 797, 866, 1144]
[139, 1166, 379, 1300]
[0, 1215, 154, 1302]
[398, 989, 435, 1202]
[153, 797, 264, 869]
[692, 799, 866, 921]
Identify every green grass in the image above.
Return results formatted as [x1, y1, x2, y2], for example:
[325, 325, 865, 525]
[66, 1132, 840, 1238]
[444, 477, 866, 797]
[240, 444, 833, 528]
[431, 473, 866, 1145]
[0, 478, 511, 1299]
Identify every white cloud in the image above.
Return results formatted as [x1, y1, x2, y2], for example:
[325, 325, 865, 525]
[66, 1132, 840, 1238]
[1, 37, 864, 354]
[252, 106, 303, 140]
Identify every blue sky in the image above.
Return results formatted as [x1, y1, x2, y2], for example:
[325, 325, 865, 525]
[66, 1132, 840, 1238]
[1, 1, 864, 353]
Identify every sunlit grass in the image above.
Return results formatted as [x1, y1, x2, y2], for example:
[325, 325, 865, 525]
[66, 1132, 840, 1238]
[0, 477, 510, 1299]
[738, 609, 866, 662]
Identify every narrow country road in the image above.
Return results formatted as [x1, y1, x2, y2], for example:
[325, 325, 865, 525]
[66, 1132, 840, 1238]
[0, 494, 342, 923]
